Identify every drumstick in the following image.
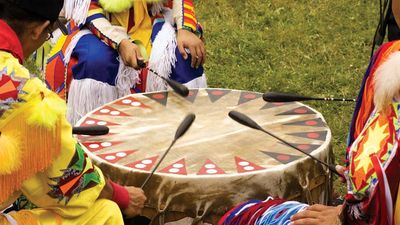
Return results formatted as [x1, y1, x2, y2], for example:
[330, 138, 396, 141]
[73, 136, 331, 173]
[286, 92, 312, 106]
[263, 92, 356, 102]
[141, 113, 196, 189]
[137, 60, 190, 97]
[72, 125, 109, 135]
[228, 110, 342, 177]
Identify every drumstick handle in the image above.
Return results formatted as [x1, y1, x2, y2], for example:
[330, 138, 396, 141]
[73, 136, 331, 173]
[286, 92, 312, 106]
[137, 59, 189, 97]
[259, 128, 342, 177]
[141, 139, 176, 189]
[72, 125, 109, 135]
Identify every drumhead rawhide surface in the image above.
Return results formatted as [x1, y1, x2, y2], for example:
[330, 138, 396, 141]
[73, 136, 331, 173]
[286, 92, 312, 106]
[76, 88, 332, 224]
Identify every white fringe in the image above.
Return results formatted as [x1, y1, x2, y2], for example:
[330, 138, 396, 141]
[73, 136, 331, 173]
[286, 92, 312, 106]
[64, 0, 91, 26]
[374, 51, 400, 111]
[183, 73, 207, 88]
[146, 8, 177, 92]
[67, 78, 118, 125]
[115, 59, 141, 97]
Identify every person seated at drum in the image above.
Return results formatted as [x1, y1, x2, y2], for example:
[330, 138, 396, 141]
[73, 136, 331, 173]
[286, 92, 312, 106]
[0, 0, 146, 224]
[220, 2, 400, 225]
[45, 0, 207, 125]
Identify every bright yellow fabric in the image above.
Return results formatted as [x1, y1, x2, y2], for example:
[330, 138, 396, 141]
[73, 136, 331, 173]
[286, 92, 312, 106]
[0, 200, 123, 225]
[28, 199, 123, 225]
[110, 0, 153, 55]
[0, 52, 29, 79]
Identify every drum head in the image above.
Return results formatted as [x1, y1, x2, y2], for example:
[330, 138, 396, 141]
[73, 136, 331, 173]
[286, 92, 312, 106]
[76, 88, 332, 221]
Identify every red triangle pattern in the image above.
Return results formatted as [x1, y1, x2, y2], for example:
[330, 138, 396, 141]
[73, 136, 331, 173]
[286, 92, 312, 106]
[97, 150, 137, 164]
[125, 155, 159, 171]
[93, 106, 130, 117]
[234, 156, 265, 173]
[0, 74, 21, 100]
[197, 159, 225, 175]
[159, 158, 187, 175]
[81, 141, 123, 152]
[114, 96, 151, 109]
[81, 117, 120, 127]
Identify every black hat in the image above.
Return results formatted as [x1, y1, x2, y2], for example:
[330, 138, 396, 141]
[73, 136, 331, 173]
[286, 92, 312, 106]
[6, 0, 68, 34]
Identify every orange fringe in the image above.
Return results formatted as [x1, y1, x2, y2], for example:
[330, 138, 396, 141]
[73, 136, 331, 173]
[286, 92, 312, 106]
[0, 103, 63, 204]
[0, 118, 62, 203]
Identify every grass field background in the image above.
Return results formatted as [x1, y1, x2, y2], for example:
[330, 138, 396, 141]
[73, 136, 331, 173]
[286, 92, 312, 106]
[195, 0, 379, 194]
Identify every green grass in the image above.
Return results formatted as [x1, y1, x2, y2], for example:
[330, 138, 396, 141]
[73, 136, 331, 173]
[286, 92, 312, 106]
[195, 0, 379, 194]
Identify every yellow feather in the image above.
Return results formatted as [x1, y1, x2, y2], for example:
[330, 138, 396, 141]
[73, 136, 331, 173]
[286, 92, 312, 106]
[27, 91, 66, 128]
[0, 133, 21, 175]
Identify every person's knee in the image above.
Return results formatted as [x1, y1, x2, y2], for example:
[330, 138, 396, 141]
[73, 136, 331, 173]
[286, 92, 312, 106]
[92, 199, 124, 225]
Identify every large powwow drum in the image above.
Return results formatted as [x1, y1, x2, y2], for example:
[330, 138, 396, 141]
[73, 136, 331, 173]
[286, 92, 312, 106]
[76, 88, 333, 224]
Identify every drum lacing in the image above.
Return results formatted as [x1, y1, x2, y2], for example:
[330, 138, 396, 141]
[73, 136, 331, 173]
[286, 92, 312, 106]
[191, 201, 212, 225]
[299, 173, 313, 204]
[149, 198, 172, 225]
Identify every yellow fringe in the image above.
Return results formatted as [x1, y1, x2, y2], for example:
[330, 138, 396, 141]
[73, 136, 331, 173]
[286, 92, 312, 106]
[0, 78, 63, 204]
[0, 132, 21, 175]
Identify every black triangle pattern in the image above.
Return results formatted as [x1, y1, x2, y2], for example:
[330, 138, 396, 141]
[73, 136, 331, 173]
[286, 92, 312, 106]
[261, 151, 302, 164]
[185, 89, 199, 103]
[283, 118, 325, 127]
[238, 92, 262, 105]
[143, 92, 168, 106]
[276, 106, 316, 116]
[287, 131, 327, 141]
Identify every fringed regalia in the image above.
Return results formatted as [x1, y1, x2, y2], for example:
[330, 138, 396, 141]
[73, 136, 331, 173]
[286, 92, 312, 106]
[45, 0, 207, 125]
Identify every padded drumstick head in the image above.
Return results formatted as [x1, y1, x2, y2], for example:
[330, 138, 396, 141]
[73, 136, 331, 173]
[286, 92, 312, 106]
[72, 125, 109, 135]
[263, 92, 312, 102]
[174, 113, 196, 140]
[165, 79, 190, 97]
[228, 111, 262, 131]
[141, 113, 196, 189]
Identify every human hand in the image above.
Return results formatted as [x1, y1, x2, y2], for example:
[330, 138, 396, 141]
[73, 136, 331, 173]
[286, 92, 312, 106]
[290, 204, 343, 225]
[177, 29, 206, 68]
[118, 39, 143, 69]
[122, 186, 147, 218]
[335, 165, 346, 183]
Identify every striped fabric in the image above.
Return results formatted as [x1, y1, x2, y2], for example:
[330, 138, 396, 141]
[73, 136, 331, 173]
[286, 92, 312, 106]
[182, 0, 198, 32]
[87, 23, 118, 49]
[86, 1, 119, 50]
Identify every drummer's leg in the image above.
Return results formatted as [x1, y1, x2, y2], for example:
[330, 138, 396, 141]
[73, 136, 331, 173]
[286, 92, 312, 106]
[169, 44, 207, 88]
[1, 199, 124, 225]
[67, 34, 120, 124]
[69, 199, 124, 225]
